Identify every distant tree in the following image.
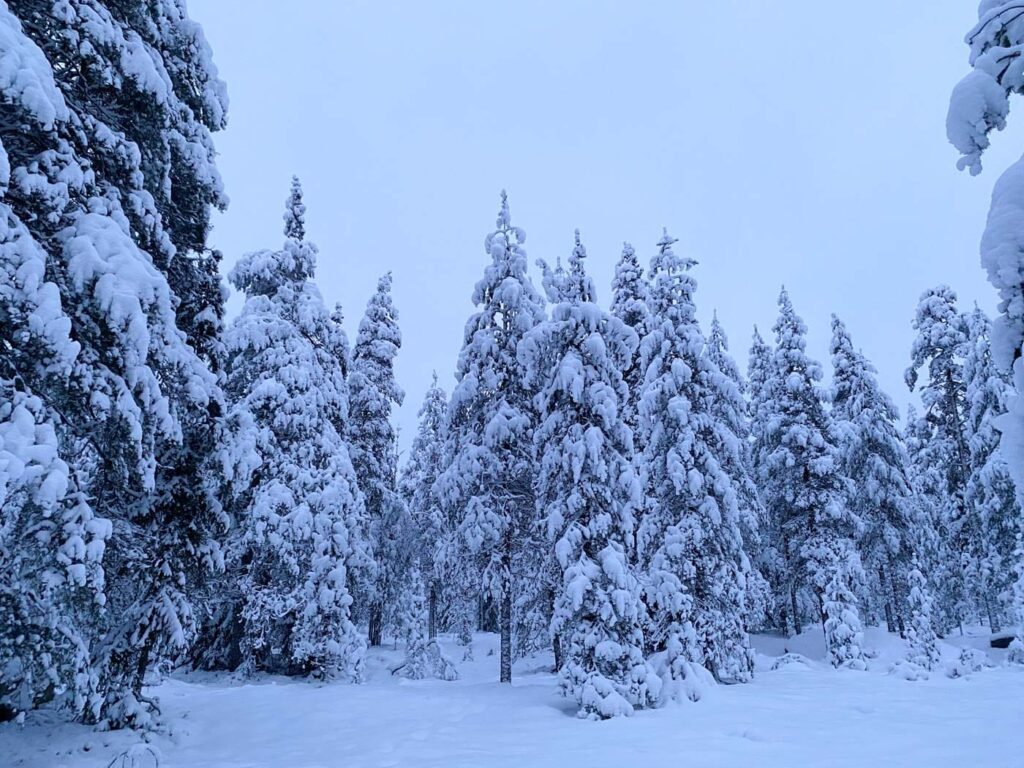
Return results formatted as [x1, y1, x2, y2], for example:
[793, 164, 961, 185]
[962, 307, 1022, 631]
[609, 242, 652, 441]
[905, 286, 974, 628]
[705, 312, 770, 630]
[348, 273, 405, 646]
[400, 374, 449, 638]
[762, 289, 865, 668]
[830, 315, 914, 635]
[637, 230, 753, 689]
[904, 558, 941, 672]
[748, 326, 789, 632]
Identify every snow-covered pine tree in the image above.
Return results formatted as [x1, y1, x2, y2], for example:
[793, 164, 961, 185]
[762, 289, 866, 668]
[905, 286, 975, 628]
[948, 4, 1024, 505]
[348, 273, 405, 646]
[636, 230, 754, 691]
[222, 180, 369, 681]
[521, 231, 659, 718]
[904, 558, 941, 672]
[747, 325, 789, 633]
[399, 374, 449, 638]
[963, 307, 1022, 632]
[830, 315, 915, 635]
[609, 242, 652, 441]
[435, 192, 546, 683]
[0, 2, 227, 726]
[705, 312, 770, 631]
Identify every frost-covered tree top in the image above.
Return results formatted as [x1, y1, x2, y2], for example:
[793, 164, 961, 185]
[905, 286, 969, 395]
[457, 191, 546, 379]
[610, 241, 650, 332]
[832, 315, 903, 435]
[284, 175, 306, 241]
[747, 326, 773, 397]
[230, 178, 318, 299]
[707, 312, 744, 393]
[904, 287, 971, 483]
[439, 190, 546, 536]
[349, 271, 405, 509]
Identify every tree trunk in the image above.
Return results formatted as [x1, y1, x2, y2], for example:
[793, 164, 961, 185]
[552, 633, 563, 673]
[985, 592, 1001, 633]
[790, 584, 802, 636]
[368, 602, 383, 647]
[428, 583, 438, 640]
[880, 565, 896, 633]
[889, 567, 906, 637]
[500, 538, 513, 684]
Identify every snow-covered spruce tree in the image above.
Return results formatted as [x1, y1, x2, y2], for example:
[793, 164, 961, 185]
[905, 286, 975, 628]
[904, 558, 941, 673]
[903, 406, 963, 635]
[222, 180, 369, 681]
[963, 307, 1023, 632]
[435, 192, 546, 683]
[747, 325, 789, 632]
[948, 3, 1024, 504]
[636, 229, 754, 692]
[395, 565, 459, 681]
[348, 273, 405, 646]
[762, 289, 866, 668]
[705, 312, 770, 630]
[520, 231, 659, 718]
[830, 316, 915, 635]
[397, 567, 430, 679]
[609, 242, 652, 441]
[399, 374, 449, 639]
[1, 2, 227, 726]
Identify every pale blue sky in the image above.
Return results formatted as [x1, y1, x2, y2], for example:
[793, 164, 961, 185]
[190, 0, 1022, 452]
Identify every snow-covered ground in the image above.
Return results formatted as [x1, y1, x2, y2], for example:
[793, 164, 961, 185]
[4, 628, 1021, 768]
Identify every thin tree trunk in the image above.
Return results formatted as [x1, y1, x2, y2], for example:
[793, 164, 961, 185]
[889, 567, 906, 637]
[790, 584, 802, 636]
[428, 583, 438, 640]
[880, 565, 896, 633]
[985, 592, 1001, 634]
[500, 534, 513, 684]
[368, 603, 383, 647]
[552, 633, 562, 673]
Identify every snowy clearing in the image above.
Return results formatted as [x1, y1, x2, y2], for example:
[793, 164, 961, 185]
[4, 628, 1021, 768]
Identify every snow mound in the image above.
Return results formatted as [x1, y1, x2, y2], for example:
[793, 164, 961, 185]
[770, 653, 816, 672]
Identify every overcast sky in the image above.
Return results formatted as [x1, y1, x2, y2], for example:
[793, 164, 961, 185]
[190, 0, 1024, 454]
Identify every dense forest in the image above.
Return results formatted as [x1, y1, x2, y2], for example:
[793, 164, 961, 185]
[1, 0, 1023, 732]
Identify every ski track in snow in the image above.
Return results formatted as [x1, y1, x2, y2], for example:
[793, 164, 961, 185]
[4, 628, 1021, 768]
